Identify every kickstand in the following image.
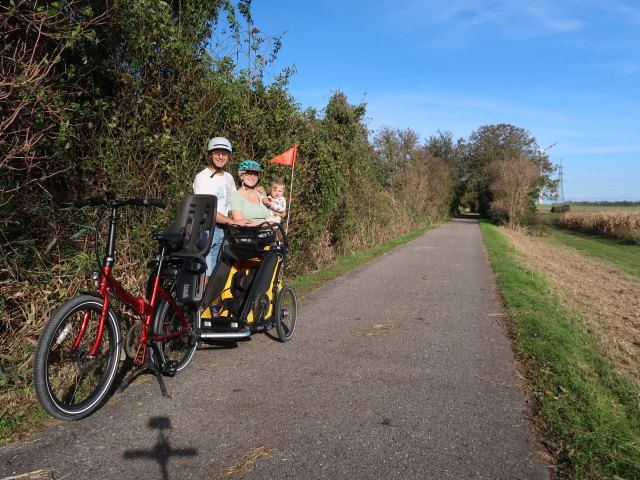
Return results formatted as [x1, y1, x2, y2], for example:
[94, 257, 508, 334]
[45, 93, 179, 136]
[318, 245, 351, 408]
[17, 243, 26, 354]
[154, 371, 171, 398]
[115, 366, 145, 394]
[115, 365, 172, 399]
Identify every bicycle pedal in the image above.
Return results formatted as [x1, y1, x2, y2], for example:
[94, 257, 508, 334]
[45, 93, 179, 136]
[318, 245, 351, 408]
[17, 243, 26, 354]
[163, 361, 179, 376]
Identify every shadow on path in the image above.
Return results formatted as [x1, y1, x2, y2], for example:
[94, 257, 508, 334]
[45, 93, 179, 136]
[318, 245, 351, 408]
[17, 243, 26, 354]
[123, 417, 197, 480]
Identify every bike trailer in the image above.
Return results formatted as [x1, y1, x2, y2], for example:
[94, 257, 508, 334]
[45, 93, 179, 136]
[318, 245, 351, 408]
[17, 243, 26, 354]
[198, 224, 286, 338]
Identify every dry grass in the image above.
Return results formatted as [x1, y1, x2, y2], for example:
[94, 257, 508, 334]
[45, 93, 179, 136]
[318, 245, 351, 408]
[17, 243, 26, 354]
[0, 467, 56, 479]
[214, 445, 271, 477]
[0, 247, 147, 383]
[355, 323, 394, 337]
[499, 227, 640, 384]
[556, 210, 640, 239]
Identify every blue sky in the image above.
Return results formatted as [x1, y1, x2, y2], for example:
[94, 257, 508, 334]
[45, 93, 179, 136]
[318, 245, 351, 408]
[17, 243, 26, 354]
[247, 0, 639, 201]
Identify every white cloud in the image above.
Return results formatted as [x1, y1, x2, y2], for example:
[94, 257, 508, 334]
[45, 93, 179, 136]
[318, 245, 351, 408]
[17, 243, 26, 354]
[520, 3, 585, 33]
[587, 60, 640, 76]
[380, 0, 640, 39]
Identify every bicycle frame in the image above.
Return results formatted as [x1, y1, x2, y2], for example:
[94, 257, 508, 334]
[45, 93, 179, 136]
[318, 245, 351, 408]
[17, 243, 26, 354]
[82, 203, 192, 366]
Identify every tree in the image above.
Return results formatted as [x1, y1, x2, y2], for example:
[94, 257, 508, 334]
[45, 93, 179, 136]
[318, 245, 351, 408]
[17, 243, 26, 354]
[457, 124, 556, 215]
[370, 128, 455, 221]
[372, 126, 420, 181]
[392, 147, 453, 221]
[1, 0, 111, 205]
[425, 129, 457, 167]
[489, 156, 540, 229]
[425, 130, 463, 214]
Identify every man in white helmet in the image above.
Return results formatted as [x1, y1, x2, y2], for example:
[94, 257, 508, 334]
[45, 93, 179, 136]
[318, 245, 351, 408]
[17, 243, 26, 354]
[193, 137, 247, 281]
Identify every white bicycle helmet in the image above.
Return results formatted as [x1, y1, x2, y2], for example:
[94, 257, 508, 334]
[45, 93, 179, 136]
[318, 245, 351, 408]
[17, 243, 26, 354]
[207, 137, 232, 153]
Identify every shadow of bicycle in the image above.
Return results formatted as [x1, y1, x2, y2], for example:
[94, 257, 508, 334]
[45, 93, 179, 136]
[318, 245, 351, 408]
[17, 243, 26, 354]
[123, 416, 197, 480]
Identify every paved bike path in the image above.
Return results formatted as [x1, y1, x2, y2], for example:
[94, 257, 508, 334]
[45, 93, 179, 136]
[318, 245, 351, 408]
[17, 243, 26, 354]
[1, 217, 550, 479]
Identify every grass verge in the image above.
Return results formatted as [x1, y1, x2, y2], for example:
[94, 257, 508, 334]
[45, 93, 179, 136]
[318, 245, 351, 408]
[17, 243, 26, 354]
[543, 225, 640, 279]
[0, 406, 52, 448]
[480, 220, 640, 479]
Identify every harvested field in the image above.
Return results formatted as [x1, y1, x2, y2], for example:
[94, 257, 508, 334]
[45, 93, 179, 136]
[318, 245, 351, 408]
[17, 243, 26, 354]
[499, 227, 640, 383]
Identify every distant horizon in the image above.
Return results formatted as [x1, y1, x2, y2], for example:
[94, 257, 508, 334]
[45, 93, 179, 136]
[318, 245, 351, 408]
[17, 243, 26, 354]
[543, 198, 640, 203]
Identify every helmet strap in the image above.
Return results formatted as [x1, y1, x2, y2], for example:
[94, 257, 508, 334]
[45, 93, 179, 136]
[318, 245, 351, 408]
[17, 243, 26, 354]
[209, 164, 225, 177]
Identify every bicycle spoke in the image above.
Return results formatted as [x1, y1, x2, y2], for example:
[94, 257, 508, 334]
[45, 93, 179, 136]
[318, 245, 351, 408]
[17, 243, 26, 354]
[152, 299, 197, 373]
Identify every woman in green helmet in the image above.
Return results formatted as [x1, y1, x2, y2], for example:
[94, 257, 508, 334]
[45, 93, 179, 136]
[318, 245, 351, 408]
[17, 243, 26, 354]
[229, 160, 271, 225]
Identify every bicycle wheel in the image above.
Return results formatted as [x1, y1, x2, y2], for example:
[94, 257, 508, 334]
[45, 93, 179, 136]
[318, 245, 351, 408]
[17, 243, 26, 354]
[275, 285, 297, 342]
[33, 295, 121, 420]
[151, 298, 197, 373]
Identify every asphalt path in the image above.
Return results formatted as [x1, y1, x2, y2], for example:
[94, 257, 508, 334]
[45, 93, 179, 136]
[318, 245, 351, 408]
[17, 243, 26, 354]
[1, 217, 550, 480]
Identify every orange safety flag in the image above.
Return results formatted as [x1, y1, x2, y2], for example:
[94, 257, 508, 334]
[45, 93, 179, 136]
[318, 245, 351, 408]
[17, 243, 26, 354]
[269, 144, 297, 166]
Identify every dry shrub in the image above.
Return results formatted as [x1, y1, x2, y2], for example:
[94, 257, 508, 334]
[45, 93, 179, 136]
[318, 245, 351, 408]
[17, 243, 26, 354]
[336, 187, 412, 256]
[289, 230, 336, 273]
[288, 177, 424, 274]
[0, 1, 109, 200]
[489, 157, 539, 229]
[557, 210, 640, 240]
[298, 150, 452, 269]
[392, 150, 452, 221]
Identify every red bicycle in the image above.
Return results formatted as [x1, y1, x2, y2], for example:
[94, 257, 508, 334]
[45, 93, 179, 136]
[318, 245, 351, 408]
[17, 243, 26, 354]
[32, 193, 217, 420]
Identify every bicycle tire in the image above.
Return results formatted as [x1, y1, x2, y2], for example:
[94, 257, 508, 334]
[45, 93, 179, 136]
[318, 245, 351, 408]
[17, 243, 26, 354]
[33, 295, 121, 420]
[275, 285, 297, 342]
[151, 298, 197, 373]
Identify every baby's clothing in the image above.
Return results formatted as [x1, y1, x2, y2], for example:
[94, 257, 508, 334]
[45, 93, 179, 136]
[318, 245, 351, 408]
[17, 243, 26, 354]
[266, 196, 286, 223]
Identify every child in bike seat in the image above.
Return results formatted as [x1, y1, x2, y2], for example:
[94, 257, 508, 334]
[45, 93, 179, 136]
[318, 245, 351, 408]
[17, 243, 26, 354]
[263, 178, 287, 224]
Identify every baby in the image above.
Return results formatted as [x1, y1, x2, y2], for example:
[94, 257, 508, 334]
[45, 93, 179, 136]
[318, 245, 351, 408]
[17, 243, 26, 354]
[264, 178, 287, 223]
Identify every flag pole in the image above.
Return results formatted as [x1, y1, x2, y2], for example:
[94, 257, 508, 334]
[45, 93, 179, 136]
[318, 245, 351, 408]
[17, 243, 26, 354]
[284, 144, 297, 235]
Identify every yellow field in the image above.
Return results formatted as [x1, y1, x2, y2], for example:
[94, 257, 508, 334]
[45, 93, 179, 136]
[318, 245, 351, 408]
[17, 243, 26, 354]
[537, 204, 640, 213]
[555, 209, 640, 237]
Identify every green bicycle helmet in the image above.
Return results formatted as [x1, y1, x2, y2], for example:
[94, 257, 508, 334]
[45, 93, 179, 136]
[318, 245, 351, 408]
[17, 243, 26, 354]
[237, 160, 262, 174]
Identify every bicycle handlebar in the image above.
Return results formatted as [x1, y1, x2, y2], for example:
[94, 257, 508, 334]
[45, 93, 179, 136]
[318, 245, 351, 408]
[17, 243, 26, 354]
[135, 198, 167, 209]
[73, 196, 167, 209]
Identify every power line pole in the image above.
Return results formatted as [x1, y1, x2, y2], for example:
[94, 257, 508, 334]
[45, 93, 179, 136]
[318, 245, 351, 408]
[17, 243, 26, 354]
[558, 158, 565, 205]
